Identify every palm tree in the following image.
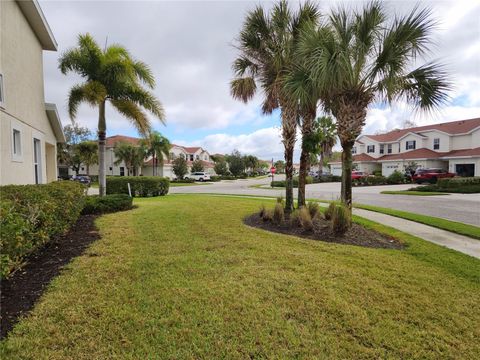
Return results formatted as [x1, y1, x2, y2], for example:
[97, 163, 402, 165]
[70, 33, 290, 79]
[113, 142, 147, 176]
[314, 116, 336, 171]
[76, 140, 98, 175]
[298, 2, 450, 208]
[59, 33, 165, 196]
[230, 0, 319, 212]
[142, 131, 171, 176]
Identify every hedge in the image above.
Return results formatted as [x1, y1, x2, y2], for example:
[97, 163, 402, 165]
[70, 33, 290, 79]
[106, 176, 169, 197]
[82, 194, 133, 215]
[271, 176, 313, 187]
[437, 176, 480, 188]
[313, 175, 341, 183]
[0, 181, 85, 278]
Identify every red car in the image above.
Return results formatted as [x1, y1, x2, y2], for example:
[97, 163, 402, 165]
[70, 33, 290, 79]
[351, 171, 367, 180]
[412, 168, 455, 184]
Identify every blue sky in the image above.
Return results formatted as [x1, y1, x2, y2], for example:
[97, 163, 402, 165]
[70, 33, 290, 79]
[40, 0, 480, 161]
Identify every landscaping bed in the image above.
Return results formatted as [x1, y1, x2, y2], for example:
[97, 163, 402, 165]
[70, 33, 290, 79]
[244, 212, 403, 249]
[1, 215, 100, 339]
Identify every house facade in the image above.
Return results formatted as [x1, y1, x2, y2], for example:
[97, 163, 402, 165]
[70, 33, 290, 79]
[330, 118, 480, 177]
[0, 0, 64, 185]
[69, 135, 215, 178]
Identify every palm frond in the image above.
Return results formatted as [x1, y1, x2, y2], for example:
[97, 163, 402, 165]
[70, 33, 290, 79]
[132, 60, 155, 88]
[118, 87, 165, 123]
[67, 82, 105, 119]
[230, 77, 257, 103]
[110, 99, 152, 136]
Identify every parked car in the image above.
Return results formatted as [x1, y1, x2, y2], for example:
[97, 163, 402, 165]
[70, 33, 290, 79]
[412, 168, 455, 184]
[185, 172, 211, 182]
[351, 171, 367, 180]
[71, 175, 91, 186]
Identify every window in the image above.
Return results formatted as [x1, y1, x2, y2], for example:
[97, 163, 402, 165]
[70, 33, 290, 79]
[406, 140, 416, 150]
[367, 145, 375, 153]
[433, 138, 440, 150]
[379, 144, 385, 154]
[109, 167, 113, 171]
[12, 129, 21, 157]
[0, 73, 4, 107]
[387, 144, 392, 154]
[352, 147, 357, 154]
[196, 155, 199, 160]
[189, 154, 194, 161]
[33, 138, 42, 184]
[120, 167, 125, 176]
[204, 155, 208, 161]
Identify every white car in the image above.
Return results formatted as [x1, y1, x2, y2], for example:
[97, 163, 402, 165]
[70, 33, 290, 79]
[185, 172, 211, 182]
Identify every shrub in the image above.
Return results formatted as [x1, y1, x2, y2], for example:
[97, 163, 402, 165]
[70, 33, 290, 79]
[82, 194, 133, 215]
[273, 203, 285, 225]
[209, 176, 221, 182]
[330, 203, 352, 235]
[276, 196, 285, 206]
[312, 175, 341, 183]
[270, 176, 313, 188]
[306, 202, 320, 218]
[437, 176, 480, 188]
[289, 210, 301, 227]
[106, 176, 169, 197]
[262, 209, 273, 222]
[387, 170, 406, 184]
[298, 207, 313, 231]
[171, 178, 195, 183]
[324, 202, 336, 220]
[0, 181, 85, 278]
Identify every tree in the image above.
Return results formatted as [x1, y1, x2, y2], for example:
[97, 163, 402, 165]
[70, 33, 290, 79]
[191, 159, 204, 173]
[59, 33, 165, 196]
[57, 124, 92, 175]
[142, 131, 171, 176]
[243, 155, 259, 173]
[76, 141, 98, 175]
[314, 116, 337, 169]
[298, 2, 450, 208]
[113, 142, 146, 176]
[231, 1, 319, 212]
[172, 157, 188, 179]
[214, 159, 229, 176]
[274, 160, 285, 173]
[226, 150, 245, 177]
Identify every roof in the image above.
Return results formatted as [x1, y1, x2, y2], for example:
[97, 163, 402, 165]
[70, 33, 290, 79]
[183, 146, 201, 153]
[363, 117, 480, 143]
[16, 0, 57, 51]
[45, 103, 65, 142]
[378, 148, 446, 161]
[144, 158, 214, 167]
[106, 135, 140, 147]
[441, 147, 480, 158]
[353, 153, 376, 162]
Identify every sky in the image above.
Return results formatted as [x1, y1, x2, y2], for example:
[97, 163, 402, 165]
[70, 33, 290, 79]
[40, 0, 480, 161]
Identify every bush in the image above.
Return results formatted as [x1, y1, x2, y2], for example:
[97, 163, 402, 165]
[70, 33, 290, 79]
[312, 175, 341, 183]
[307, 202, 320, 218]
[210, 176, 221, 182]
[324, 202, 336, 220]
[270, 176, 314, 188]
[262, 209, 273, 222]
[437, 176, 480, 188]
[273, 203, 285, 225]
[171, 178, 195, 184]
[0, 181, 85, 278]
[259, 204, 266, 218]
[289, 210, 301, 227]
[298, 207, 313, 231]
[387, 171, 406, 184]
[330, 203, 352, 234]
[106, 176, 169, 197]
[82, 194, 133, 215]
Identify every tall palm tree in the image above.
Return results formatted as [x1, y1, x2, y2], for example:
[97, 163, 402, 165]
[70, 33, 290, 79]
[230, 0, 319, 212]
[298, 2, 450, 208]
[113, 142, 147, 176]
[76, 140, 98, 175]
[59, 33, 165, 195]
[142, 131, 171, 176]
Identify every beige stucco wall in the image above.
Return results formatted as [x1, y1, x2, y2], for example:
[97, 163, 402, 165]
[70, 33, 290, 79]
[0, 0, 58, 185]
[451, 134, 472, 150]
[448, 158, 480, 176]
[419, 130, 451, 152]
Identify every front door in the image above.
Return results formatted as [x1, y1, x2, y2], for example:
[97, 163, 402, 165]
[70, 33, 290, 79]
[33, 138, 42, 184]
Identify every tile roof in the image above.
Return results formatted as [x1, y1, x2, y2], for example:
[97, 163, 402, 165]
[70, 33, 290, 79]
[363, 117, 480, 142]
[442, 147, 480, 158]
[378, 148, 446, 161]
[106, 135, 140, 147]
[353, 153, 376, 162]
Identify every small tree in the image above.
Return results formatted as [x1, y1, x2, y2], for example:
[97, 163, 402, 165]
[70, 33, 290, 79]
[226, 150, 245, 177]
[191, 159, 204, 173]
[214, 159, 229, 176]
[274, 160, 285, 173]
[173, 157, 188, 179]
[114, 142, 146, 176]
[76, 140, 98, 175]
[57, 124, 91, 175]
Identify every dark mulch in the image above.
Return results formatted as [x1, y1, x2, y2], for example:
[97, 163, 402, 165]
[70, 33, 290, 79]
[1, 215, 100, 339]
[244, 212, 404, 250]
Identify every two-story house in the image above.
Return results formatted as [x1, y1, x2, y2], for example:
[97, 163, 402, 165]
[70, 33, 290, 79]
[0, 0, 65, 185]
[70, 135, 215, 178]
[330, 117, 480, 177]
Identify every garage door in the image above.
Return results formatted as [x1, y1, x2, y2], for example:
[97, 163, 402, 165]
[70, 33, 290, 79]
[455, 164, 475, 177]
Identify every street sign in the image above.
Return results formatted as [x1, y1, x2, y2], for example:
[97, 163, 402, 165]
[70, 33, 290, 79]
[270, 167, 276, 174]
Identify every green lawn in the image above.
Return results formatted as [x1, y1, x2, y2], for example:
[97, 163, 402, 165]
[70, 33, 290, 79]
[380, 190, 449, 196]
[169, 182, 212, 187]
[2, 195, 479, 359]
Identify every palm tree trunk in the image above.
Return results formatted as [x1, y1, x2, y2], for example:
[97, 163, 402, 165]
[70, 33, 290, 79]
[154, 153, 157, 176]
[297, 108, 315, 208]
[340, 141, 354, 208]
[98, 100, 107, 196]
[281, 106, 297, 213]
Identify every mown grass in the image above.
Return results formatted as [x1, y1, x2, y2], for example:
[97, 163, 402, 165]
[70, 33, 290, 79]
[169, 182, 211, 187]
[1, 195, 479, 359]
[380, 190, 449, 196]
[354, 203, 480, 240]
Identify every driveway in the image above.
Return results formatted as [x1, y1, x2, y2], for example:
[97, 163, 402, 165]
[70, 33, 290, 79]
[170, 176, 480, 226]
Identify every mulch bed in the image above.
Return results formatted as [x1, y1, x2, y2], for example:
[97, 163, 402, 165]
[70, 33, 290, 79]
[1, 215, 100, 339]
[244, 212, 404, 250]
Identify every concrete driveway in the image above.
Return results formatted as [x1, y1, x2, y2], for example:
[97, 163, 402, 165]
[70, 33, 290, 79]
[170, 176, 480, 226]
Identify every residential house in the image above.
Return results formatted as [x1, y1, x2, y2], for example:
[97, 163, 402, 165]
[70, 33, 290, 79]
[0, 0, 65, 185]
[329, 117, 480, 177]
[68, 135, 215, 178]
